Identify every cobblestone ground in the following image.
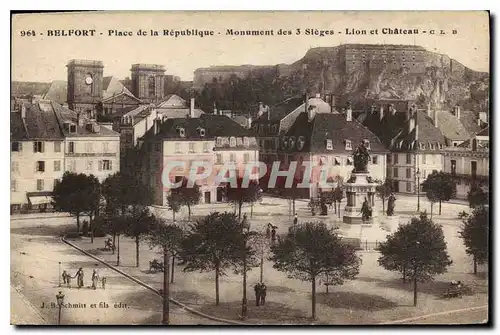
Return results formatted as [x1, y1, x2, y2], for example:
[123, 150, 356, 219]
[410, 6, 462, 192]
[69, 195, 488, 325]
[10, 217, 224, 325]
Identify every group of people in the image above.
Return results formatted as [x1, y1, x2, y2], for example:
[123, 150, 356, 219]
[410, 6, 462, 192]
[266, 223, 278, 244]
[61, 267, 106, 290]
[253, 282, 267, 306]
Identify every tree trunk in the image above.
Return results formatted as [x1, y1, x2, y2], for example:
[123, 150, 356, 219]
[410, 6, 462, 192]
[402, 263, 406, 283]
[162, 248, 170, 325]
[260, 247, 264, 283]
[135, 235, 140, 268]
[311, 275, 317, 320]
[382, 198, 385, 214]
[170, 255, 175, 283]
[413, 266, 418, 307]
[338, 202, 341, 218]
[187, 204, 191, 221]
[172, 210, 175, 222]
[473, 255, 477, 275]
[90, 216, 94, 243]
[116, 234, 120, 266]
[250, 203, 254, 218]
[292, 198, 296, 215]
[439, 200, 442, 215]
[215, 263, 220, 306]
[112, 234, 116, 255]
[333, 201, 337, 214]
[76, 214, 80, 233]
[238, 201, 243, 220]
[430, 202, 434, 219]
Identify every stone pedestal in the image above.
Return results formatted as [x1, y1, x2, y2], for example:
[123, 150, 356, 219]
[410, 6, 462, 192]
[342, 172, 378, 225]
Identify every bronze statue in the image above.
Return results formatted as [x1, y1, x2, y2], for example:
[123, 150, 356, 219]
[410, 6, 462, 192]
[353, 142, 370, 173]
[361, 197, 372, 222]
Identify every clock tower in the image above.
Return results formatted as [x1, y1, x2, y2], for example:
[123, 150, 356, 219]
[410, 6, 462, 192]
[67, 59, 104, 114]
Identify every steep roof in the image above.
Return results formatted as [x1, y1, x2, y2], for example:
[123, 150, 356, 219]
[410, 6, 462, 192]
[156, 108, 205, 119]
[255, 96, 304, 122]
[477, 127, 489, 137]
[42, 80, 67, 104]
[436, 110, 471, 141]
[11, 101, 65, 140]
[141, 114, 256, 141]
[102, 76, 135, 99]
[459, 110, 482, 135]
[285, 112, 387, 154]
[157, 94, 187, 108]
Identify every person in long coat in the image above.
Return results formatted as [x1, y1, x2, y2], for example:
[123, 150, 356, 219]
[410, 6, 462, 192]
[75, 268, 84, 288]
[254, 283, 261, 306]
[91, 269, 99, 290]
[260, 283, 267, 306]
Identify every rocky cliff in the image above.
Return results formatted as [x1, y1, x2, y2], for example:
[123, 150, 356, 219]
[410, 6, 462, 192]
[195, 44, 489, 113]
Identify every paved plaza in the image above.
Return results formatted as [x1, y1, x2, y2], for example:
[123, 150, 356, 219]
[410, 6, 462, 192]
[11, 195, 488, 325]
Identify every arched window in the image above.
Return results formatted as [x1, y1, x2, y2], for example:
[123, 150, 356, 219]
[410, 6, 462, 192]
[148, 77, 156, 97]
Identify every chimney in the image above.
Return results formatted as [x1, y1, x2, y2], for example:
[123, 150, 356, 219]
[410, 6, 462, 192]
[380, 105, 384, 121]
[190, 98, 195, 118]
[77, 112, 84, 127]
[153, 119, 159, 135]
[248, 116, 252, 129]
[453, 105, 461, 119]
[21, 103, 26, 119]
[213, 101, 217, 114]
[408, 117, 416, 134]
[477, 117, 481, 127]
[415, 124, 419, 142]
[304, 94, 309, 114]
[346, 104, 352, 122]
[433, 110, 439, 128]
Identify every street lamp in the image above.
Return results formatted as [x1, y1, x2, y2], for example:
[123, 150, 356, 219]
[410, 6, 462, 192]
[58, 262, 61, 287]
[416, 169, 421, 212]
[241, 218, 250, 320]
[56, 291, 65, 325]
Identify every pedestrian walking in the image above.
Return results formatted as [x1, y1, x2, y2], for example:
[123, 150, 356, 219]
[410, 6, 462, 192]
[101, 276, 107, 290]
[61, 270, 68, 285]
[254, 283, 261, 306]
[260, 283, 267, 306]
[91, 269, 99, 290]
[75, 267, 84, 289]
[293, 213, 298, 226]
[266, 223, 271, 239]
[271, 227, 277, 245]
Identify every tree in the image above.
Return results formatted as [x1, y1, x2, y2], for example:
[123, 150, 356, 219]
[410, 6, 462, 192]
[124, 206, 156, 267]
[279, 176, 303, 217]
[52, 172, 101, 233]
[377, 212, 453, 306]
[147, 217, 185, 324]
[421, 171, 457, 215]
[459, 205, 489, 274]
[166, 193, 181, 222]
[179, 212, 250, 305]
[375, 178, 393, 214]
[467, 183, 488, 209]
[269, 222, 360, 319]
[225, 178, 262, 220]
[170, 177, 201, 221]
[102, 214, 129, 266]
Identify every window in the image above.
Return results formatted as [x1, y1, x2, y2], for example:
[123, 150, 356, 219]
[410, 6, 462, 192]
[387, 154, 392, 164]
[243, 153, 250, 163]
[68, 160, 76, 171]
[326, 139, 333, 150]
[346, 157, 353, 165]
[394, 154, 399, 164]
[175, 143, 181, 153]
[471, 161, 477, 178]
[148, 76, 156, 97]
[406, 153, 412, 164]
[422, 154, 426, 164]
[230, 153, 236, 162]
[216, 154, 223, 164]
[216, 137, 222, 146]
[54, 160, 61, 172]
[11, 142, 22, 152]
[406, 168, 411, 179]
[99, 160, 112, 171]
[36, 161, 45, 172]
[429, 143, 435, 150]
[85, 142, 93, 153]
[363, 139, 371, 149]
[334, 156, 341, 166]
[86, 160, 93, 171]
[243, 137, 250, 147]
[230, 137, 237, 147]
[68, 142, 75, 154]
[37, 179, 44, 191]
[69, 124, 77, 133]
[393, 167, 399, 178]
[345, 139, 352, 150]
[33, 141, 44, 153]
[102, 142, 109, 153]
[451, 160, 457, 175]
[372, 156, 378, 165]
[406, 182, 412, 192]
[203, 142, 210, 153]
[189, 143, 195, 153]
[54, 142, 61, 152]
[387, 168, 392, 178]
[453, 142, 458, 147]
[11, 180, 17, 192]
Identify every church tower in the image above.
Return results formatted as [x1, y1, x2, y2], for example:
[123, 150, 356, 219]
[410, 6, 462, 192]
[130, 64, 165, 104]
[67, 59, 104, 114]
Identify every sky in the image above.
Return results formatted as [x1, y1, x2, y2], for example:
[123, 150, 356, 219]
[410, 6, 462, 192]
[12, 11, 490, 82]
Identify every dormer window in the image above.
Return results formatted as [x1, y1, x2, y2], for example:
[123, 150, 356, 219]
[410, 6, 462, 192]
[437, 143, 443, 150]
[334, 156, 341, 166]
[237, 137, 243, 146]
[289, 136, 296, 150]
[344, 139, 352, 151]
[229, 137, 236, 147]
[363, 139, 371, 149]
[346, 157, 353, 165]
[326, 139, 333, 150]
[197, 127, 206, 137]
[297, 136, 305, 151]
[177, 127, 185, 138]
[419, 142, 425, 150]
[216, 137, 223, 146]
[429, 142, 435, 150]
[282, 136, 289, 150]
[243, 137, 249, 147]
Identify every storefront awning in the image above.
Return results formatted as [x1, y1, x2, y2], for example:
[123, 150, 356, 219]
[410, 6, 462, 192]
[28, 195, 53, 206]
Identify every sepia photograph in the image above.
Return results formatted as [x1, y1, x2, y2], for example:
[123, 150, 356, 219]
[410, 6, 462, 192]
[10, 10, 490, 326]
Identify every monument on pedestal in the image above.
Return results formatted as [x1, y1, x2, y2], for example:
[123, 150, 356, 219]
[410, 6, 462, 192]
[343, 142, 378, 225]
